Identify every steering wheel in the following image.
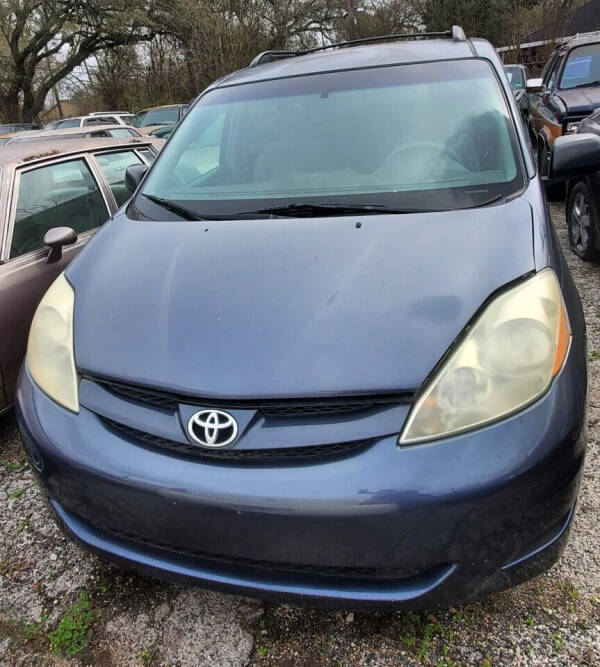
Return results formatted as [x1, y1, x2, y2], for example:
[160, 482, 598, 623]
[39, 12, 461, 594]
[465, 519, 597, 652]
[384, 141, 465, 170]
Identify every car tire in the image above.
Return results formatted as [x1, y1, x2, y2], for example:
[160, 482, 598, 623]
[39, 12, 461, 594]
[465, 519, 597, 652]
[567, 180, 600, 261]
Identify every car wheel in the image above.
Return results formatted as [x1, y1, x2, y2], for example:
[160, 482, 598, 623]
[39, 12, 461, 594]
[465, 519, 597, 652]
[567, 181, 600, 261]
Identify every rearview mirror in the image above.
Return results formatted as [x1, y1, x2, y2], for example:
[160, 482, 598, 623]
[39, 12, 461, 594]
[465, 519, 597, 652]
[549, 133, 600, 179]
[526, 78, 543, 93]
[125, 163, 149, 193]
[44, 227, 77, 264]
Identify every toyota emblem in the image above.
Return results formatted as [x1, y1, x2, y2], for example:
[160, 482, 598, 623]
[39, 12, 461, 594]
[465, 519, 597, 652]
[187, 409, 238, 448]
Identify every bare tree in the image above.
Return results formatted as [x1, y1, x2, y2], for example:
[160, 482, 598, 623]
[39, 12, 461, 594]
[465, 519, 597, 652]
[0, 0, 162, 121]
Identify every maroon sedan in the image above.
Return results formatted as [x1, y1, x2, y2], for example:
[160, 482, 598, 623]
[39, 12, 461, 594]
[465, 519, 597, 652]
[0, 137, 158, 412]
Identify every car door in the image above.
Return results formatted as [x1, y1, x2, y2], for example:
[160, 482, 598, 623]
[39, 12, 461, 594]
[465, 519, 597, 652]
[0, 155, 114, 408]
[531, 55, 564, 144]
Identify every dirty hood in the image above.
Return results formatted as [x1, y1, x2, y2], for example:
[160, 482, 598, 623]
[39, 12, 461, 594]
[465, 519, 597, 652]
[68, 200, 535, 399]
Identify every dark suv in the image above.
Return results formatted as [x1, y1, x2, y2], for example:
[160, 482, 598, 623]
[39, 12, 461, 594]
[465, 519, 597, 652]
[529, 33, 600, 175]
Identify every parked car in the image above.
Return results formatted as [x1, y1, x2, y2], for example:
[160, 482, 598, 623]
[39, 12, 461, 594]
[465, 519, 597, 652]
[563, 110, 600, 259]
[503, 64, 531, 119]
[130, 104, 188, 134]
[0, 137, 159, 412]
[0, 123, 40, 133]
[149, 125, 174, 140]
[17, 28, 590, 610]
[0, 123, 41, 145]
[88, 111, 134, 124]
[44, 114, 133, 130]
[528, 33, 600, 176]
[5, 124, 141, 140]
[2, 125, 162, 148]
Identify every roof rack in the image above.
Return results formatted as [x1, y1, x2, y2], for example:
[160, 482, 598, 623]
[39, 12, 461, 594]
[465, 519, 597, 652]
[249, 26, 467, 67]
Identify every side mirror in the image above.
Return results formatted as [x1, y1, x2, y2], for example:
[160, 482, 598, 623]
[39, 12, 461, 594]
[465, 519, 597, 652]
[549, 133, 600, 179]
[44, 226, 77, 264]
[124, 163, 149, 193]
[526, 78, 543, 93]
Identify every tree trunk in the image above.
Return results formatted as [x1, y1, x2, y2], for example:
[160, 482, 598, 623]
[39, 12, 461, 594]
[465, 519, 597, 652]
[347, 0, 356, 41]
[0, 85, 21, 123]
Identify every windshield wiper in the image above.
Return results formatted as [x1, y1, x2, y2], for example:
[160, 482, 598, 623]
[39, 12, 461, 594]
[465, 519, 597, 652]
[141, 194, 210, 221]
[459, 193, 507, 209]
[246, 202, 444, 217]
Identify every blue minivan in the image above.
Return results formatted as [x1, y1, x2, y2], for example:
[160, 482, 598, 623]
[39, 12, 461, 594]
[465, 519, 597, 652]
[16, 27, 593, 609]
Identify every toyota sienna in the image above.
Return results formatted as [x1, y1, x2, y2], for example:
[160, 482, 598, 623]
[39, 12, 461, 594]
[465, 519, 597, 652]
[16, 27, 593, 609]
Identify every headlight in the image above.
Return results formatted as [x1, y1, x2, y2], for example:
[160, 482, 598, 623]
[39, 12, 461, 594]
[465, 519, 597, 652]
[565, 122, 580, 134]
[26, 273, 79, 412]
[400, 270, 570, 445]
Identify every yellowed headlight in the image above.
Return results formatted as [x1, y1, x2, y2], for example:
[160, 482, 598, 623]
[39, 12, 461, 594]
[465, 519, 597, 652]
[399, 269, 570, 445]
[26, 273, 79, 413]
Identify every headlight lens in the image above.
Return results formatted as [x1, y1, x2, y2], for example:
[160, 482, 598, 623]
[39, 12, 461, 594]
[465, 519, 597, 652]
[399, 270, 570, 444]
[26, 273, 79, 412]
[566, 122, 580, 134]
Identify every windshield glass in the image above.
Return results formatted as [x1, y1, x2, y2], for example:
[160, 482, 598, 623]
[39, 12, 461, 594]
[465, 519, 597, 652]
[131, 107, 179, 127]
[139, 59, 523, 217]
[560, 44, 600, 89]
[504, 66, 525, 89]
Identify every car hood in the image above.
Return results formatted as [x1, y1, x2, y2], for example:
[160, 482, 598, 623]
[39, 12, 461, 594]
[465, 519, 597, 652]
[557, 87, 600, 114]
[68, 200, 534, 399]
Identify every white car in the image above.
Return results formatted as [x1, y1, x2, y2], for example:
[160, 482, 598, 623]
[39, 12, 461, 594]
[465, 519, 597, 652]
[44, 113, 134, 130]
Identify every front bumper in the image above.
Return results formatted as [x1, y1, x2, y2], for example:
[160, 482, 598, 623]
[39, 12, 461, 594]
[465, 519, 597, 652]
[16, 340, 587, 610]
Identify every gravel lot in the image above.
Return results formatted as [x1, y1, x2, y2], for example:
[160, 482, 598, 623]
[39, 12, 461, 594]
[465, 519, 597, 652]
[1, 202, 599, 666]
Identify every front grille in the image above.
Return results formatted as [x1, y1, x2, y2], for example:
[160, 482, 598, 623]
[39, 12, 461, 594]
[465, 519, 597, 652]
[89, 375, 413, 417]
[102, 417, 375, 463]
[74, 510, 442, 582]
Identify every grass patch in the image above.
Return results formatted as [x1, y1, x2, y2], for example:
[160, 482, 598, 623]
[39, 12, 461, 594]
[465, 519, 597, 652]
[9, 487, 26, 499]
[552, 631, 565, 653]
[0, 617, 46, 646]
[49, 591, 95, 657]
[5, 459, 26, 472]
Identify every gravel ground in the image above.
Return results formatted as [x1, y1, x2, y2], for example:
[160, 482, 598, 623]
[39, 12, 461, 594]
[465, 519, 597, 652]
[1, 202, 599, 666]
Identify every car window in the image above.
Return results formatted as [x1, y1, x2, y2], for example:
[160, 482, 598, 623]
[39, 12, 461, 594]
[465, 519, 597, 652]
[107, 128, 136, 138]
[560, 44, 600, 89]
[132, 107, 180, 127]
[504, 66, 525, 89]
[87, 116, 116, 125]
[95, 151, 144, 207]
[546, 57, 562, 89]
[142, 59, 523, 217]
[138, 148, 157, 163]
[10, 159, 109, 259]
[84, 117, 114, 126]
[56, 119, 81, 129]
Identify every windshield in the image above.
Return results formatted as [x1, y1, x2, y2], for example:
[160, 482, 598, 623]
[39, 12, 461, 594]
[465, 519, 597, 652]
[504, 66, 525, 89]
[560, 44, 600, 89]
[131, 107, 179, 127]
[139, 59, 523, 218]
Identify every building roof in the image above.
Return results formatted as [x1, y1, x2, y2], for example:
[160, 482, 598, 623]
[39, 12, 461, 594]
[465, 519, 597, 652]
[522, 0, 600, 43]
